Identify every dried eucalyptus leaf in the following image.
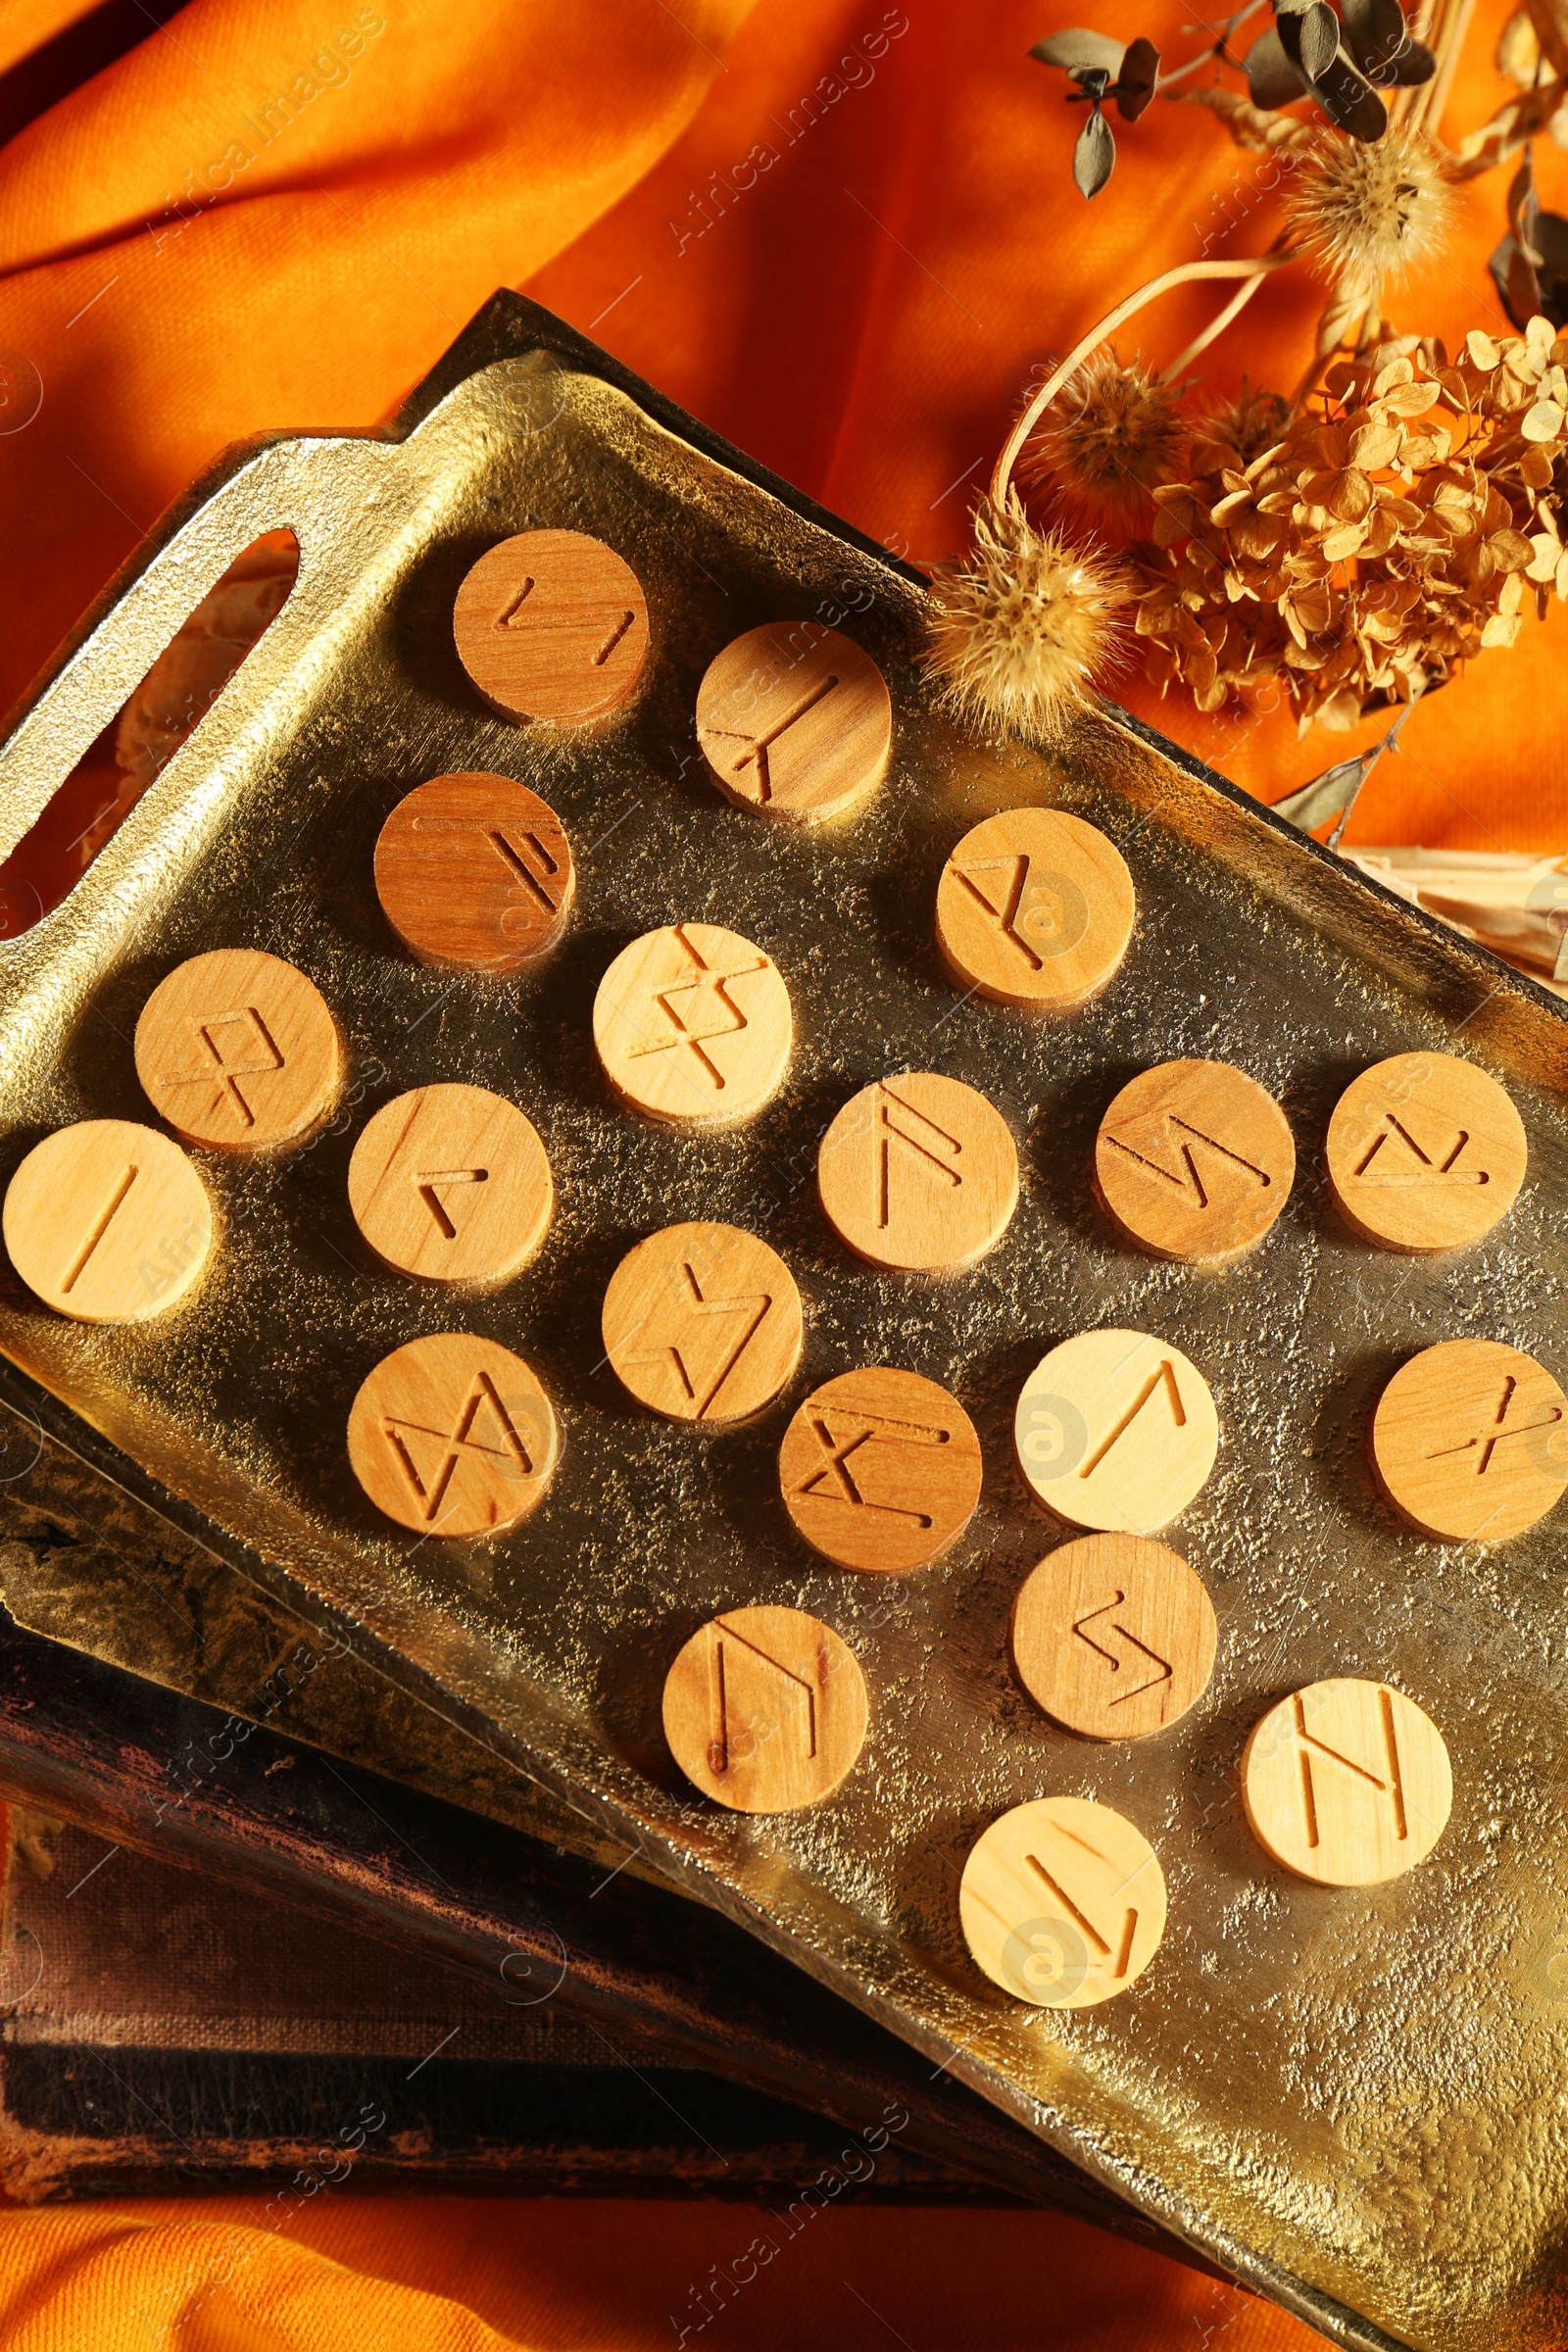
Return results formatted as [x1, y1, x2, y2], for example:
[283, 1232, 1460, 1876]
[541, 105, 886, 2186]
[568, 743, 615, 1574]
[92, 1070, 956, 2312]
[1508, 146, 1544, 266]
[1031, 27, 1127, 74]
[1298, 1, 1342, 81]
[1388, 37, 1437, 83]
[1073, 107, 1116, 197]
[1114, 34, 1160, 119]
[1274, 749, 1383, 833]
[1341, 0, 1413, 76]
[1244, 24, 1309, 106]
[1493, 232, 1545, 332]
[1491, 212, 1568, 327]
[1310, 47, 1389, 140]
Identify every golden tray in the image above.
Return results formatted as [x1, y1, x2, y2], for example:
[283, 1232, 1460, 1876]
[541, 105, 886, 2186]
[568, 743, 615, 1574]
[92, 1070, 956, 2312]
[2, 293, 1566, 2350]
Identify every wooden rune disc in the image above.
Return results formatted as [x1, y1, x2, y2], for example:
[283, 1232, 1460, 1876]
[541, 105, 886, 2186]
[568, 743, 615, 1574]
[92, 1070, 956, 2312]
[347, 1084, 552, 1286]
[2, 1119, 212, 1324]
[935, 807, 1136, 1011]
[1242, 1679, 1452, 1886]
[592, 922, 791, 1129]
[1370, 1338, 1568, 1543]
[133, 948, 340, 1153]
[959, 1796, 1166, 2009]
[694, 621, 892, 824]
[1325, 1052, 1527, 1253]
[661, 1604, 868, 1812]
[1094, 1059, 1296, 1262]
[601, 1222, 803, 1423]
[453, 529, 650, 725]
[778, 1366, 983, 1574]
[346, 1332, 559, 1538]
[1014, 1330, 1219, 1534]
[816, 1072, 1018, 1272]
[373, 773, 574, 973]
[1010, 1535, 1217, 1740]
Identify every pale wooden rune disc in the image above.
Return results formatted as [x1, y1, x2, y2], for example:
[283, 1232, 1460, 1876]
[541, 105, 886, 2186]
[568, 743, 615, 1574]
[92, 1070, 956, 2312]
[935, 807, 1136, 1010]
[346, 1332, 559, 1538]
[778, 1366, 983, 1574]
[1242, 1679, 1452, 1886]
[1014, 1330, 1220, 1534]
[601, 1221, 803, 1423]
[2, 1119, 213, 1324]
[1010, 1535, 1217, 1740]
[347, 1084, 553, 1286]
[592, 922, 791, 1129]
[1325, 1051, 1527, 1253]
[816, 1072, 1018, 1272]
[373, 773, 574, 972]
[1094, 1058, 1296, 1262]
[661, 1604, 868, 1813]
[959, 1796, 1167, 2009]
[453, 529, 650, 725]
[694, 621, 893, 823]
[1370, 1338, 1568, 1543]
[133, 948, 340, 1153]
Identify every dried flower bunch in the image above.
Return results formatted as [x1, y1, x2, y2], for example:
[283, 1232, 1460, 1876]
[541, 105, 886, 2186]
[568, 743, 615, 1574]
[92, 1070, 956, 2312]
[923, 0, 1568, 783]
[1136, 325, 1568, 730]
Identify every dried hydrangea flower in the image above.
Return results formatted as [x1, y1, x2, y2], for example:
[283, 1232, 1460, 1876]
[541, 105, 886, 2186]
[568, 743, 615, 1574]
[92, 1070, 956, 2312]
[1133, 324, 1568, 732]
[1285, 126, 1454, 297]
[924, 493, 1131, 738]
[1018, 347, 1188, 521]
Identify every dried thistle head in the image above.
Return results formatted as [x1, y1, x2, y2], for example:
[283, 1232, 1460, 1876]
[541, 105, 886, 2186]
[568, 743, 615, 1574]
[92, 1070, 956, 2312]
[924, 494, 1130, 739]
[1212, 378, 1292, 466]
[1285, 126, 1453, 297]
[1017, 347, 1187, 521]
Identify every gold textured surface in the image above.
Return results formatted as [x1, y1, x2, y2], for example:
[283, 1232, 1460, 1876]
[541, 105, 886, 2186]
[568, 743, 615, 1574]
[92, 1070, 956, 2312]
[2, 297, 1568, 2346]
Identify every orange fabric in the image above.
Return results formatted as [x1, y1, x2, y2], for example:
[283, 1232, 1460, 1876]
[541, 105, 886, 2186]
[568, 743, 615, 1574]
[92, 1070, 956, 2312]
[1, 0, 1558, 853]
[0, 1, 1551, 2341]
[0, 2196, 1323, 2349]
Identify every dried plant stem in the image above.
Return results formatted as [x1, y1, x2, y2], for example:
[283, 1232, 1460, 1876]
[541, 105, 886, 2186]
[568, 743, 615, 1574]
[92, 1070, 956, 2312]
[1418, 0, 1480, 134]
[992, 252, 1297, 508]
[1290, 283, 1363, 412]
[1450, 72, 1568, 175]
[1161, 234, 1294, 382]
[1154, 0, 1272, 89]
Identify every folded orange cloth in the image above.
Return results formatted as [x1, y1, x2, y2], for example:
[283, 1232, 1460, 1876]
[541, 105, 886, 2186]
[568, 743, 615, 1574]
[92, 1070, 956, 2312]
[0, 0, 1556, 851]
[0, 2194, 1324, 2350]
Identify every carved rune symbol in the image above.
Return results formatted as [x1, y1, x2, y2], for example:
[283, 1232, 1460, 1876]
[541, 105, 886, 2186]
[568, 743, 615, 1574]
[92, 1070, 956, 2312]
[412, 815, 564, 913]
[1080, 1358, 1186, 1482]
[1072, 1591, 1175, 1710]
[621, 1259, 772, 1417]
[708, 1620, 817, 1778]
[872, 1084, 962, 1228]
[952, 855, 1087, 968]
[414, 1167, 489, 1241]
[492, 573, 636, 668]
[1102, 1114, 1271, 1209]
[1425, 1374, 1565, 1476]
[1353, 1111, 1488, 1188]
[1024, 1825, 1139, 1981]
[1290, 1688, 1407, 1851]
[380, 1373, 533, 1526]
[159, 1005, 285, 1129]
[794, 1403, 953, 1529]
[61, 1163, 138, 1295]
[703, 671, 841, 803]
[627, 925, 767, 1090]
